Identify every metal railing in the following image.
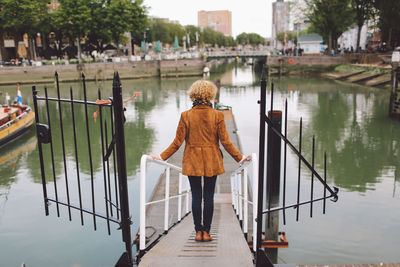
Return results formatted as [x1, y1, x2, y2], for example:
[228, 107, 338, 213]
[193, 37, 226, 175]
[33, 72, 133, 266]
[253, 68, 339, 267]
[230, 152, 258, 252]
[139, 155, 191, 254]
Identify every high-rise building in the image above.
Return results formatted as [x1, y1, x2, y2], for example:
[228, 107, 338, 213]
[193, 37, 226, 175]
[198, 10, 232, 37]
[272, 0, 290, 47]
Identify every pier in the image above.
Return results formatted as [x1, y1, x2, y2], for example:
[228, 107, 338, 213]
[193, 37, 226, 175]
[137, 109, 254, 266]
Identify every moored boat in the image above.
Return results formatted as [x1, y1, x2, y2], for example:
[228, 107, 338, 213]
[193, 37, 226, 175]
[0, 104, 35, 146]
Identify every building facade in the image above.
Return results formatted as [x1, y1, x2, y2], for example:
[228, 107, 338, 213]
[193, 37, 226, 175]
[272, 0, 291, 48]
[198, 10, 232, 37]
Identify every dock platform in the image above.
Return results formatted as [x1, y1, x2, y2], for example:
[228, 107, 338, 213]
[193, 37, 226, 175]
[138, 109, 254, 266]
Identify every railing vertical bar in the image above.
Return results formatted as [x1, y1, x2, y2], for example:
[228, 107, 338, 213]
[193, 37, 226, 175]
[185, 176, 189, 214]
[32, 86, 49, 216]
[82, 72, 97, 230]
[56, 72, 72, 221]
[70, 87, 84, 225]
[44, 86, 59, 217]
[310, 135, 315, 218]
[243, 167, 248, 239]
[238, 170, 243, 226]
[231, 175, 235, 208]
[267, 81, 274, 228]
[178, 173, 182, 222]
[110, 107, 120, 220]
[282, 99, 287, 225]
[98, 89, 111, 235]
[105, 121, 113, 217]
[296, 117, 302, 221]
[235, 173, 239, 217]
[252, 153, 258, 252]
[139, 155, 147, 252]
[164, 167, 170, 233]
[323, 151, 327, 214]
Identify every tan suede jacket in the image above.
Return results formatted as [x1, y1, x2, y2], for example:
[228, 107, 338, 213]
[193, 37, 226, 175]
[160, 105, 243, 177]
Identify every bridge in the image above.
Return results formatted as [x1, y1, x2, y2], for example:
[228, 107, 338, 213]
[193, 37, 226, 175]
[205, 50, 270, 61]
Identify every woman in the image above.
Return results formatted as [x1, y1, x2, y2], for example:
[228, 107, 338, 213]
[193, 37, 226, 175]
[151, 80, 250, 242]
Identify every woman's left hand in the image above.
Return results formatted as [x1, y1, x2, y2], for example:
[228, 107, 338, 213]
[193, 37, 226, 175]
[150, 154, 161, 160]
[244, 154, 252, 162]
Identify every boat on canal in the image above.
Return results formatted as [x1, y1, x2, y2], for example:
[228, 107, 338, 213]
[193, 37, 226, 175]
[0, 87, 35, 146]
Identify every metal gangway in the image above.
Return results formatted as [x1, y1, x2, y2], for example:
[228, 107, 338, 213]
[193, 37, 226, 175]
[137, 153, 258, 267]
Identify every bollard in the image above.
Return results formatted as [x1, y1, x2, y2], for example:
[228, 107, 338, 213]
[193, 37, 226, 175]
[264, 110, 282, 263]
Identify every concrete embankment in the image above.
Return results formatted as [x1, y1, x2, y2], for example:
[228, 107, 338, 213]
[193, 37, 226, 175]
[322, 64, 392, 89]
[0, 58, 205, 85]
[267, 54, 392, 89]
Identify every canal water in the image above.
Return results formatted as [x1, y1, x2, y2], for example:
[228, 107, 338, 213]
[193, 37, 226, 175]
[0, 64, 399, 266]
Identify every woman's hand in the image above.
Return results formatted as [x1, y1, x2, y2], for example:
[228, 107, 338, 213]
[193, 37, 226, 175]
[239, 154, 252, 164]
[244, 154, 252, 162]
[150, 154, 161, 160]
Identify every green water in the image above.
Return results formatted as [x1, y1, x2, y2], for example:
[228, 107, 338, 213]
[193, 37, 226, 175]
[0, 65, 400, 266]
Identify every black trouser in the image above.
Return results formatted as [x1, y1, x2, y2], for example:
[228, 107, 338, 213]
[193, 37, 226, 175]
[188, 175, 217, 233]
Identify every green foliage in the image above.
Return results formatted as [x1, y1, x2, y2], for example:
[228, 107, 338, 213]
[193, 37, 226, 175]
[373, 0, 400, 47]
[351, 0, 374, 51]
[305, 0, 354, 50]
[236, 32, 265, 45]
[145, 19, 235, 48]
[0, 0, 48, 36]
[275, 31, 298, 44]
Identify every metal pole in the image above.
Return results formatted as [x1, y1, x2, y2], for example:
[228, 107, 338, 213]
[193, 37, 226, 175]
[252, 153, 258, 252]
[112, 72, 133, 267]
[164, 167, 170, 233]
[243, 167, 248, 240]
[32, 86, 49, 216]
[139, 155, 147, 253]
[178, 173, 182, 221]
[255, 69, 274, 267]
[265, 110, 282, 263]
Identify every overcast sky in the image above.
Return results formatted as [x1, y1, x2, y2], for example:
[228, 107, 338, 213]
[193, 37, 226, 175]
[143, 0, 273, 38]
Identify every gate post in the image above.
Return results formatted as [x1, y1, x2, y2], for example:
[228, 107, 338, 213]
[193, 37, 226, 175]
[32, 86, 49, 216]
[113, 72, 133, 267]
[255, 69, 274, 267]
[265, 110, 282, 263]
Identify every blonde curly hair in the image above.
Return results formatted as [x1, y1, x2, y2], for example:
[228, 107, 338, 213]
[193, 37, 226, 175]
[188, 80, 217, 102]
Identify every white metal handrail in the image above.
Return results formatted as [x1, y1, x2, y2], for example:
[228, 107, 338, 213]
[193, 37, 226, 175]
[230, 152, 258, 252]
[139, 155, 191, 252]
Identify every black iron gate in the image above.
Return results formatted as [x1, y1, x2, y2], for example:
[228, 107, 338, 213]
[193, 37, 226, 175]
[255, 67, 339, 266]
[32, 72, 133, 266]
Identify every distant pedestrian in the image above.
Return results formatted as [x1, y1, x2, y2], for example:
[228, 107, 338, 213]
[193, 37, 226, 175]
[151, 80, 251, 242]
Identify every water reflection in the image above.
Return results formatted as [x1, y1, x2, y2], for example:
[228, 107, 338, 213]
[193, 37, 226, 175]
[270, 77, 400, 194]
[1, 65, 400, 265]
[0, 130, 37, 220]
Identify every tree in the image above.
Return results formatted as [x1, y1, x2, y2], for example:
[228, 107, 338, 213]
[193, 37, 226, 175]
[373, 0, 400, 49]
[306, 0, 354, 51]
[351, 0, 374, 52]
[237, 32, 265, 46]
[106, 0, 146, 55]
[0, 0, 48, 59]
[86, 0, 111, 53]
[58, 0, 91, 60]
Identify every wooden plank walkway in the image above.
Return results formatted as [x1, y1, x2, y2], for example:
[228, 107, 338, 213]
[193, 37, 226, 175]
[138, 109, 254, 266]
